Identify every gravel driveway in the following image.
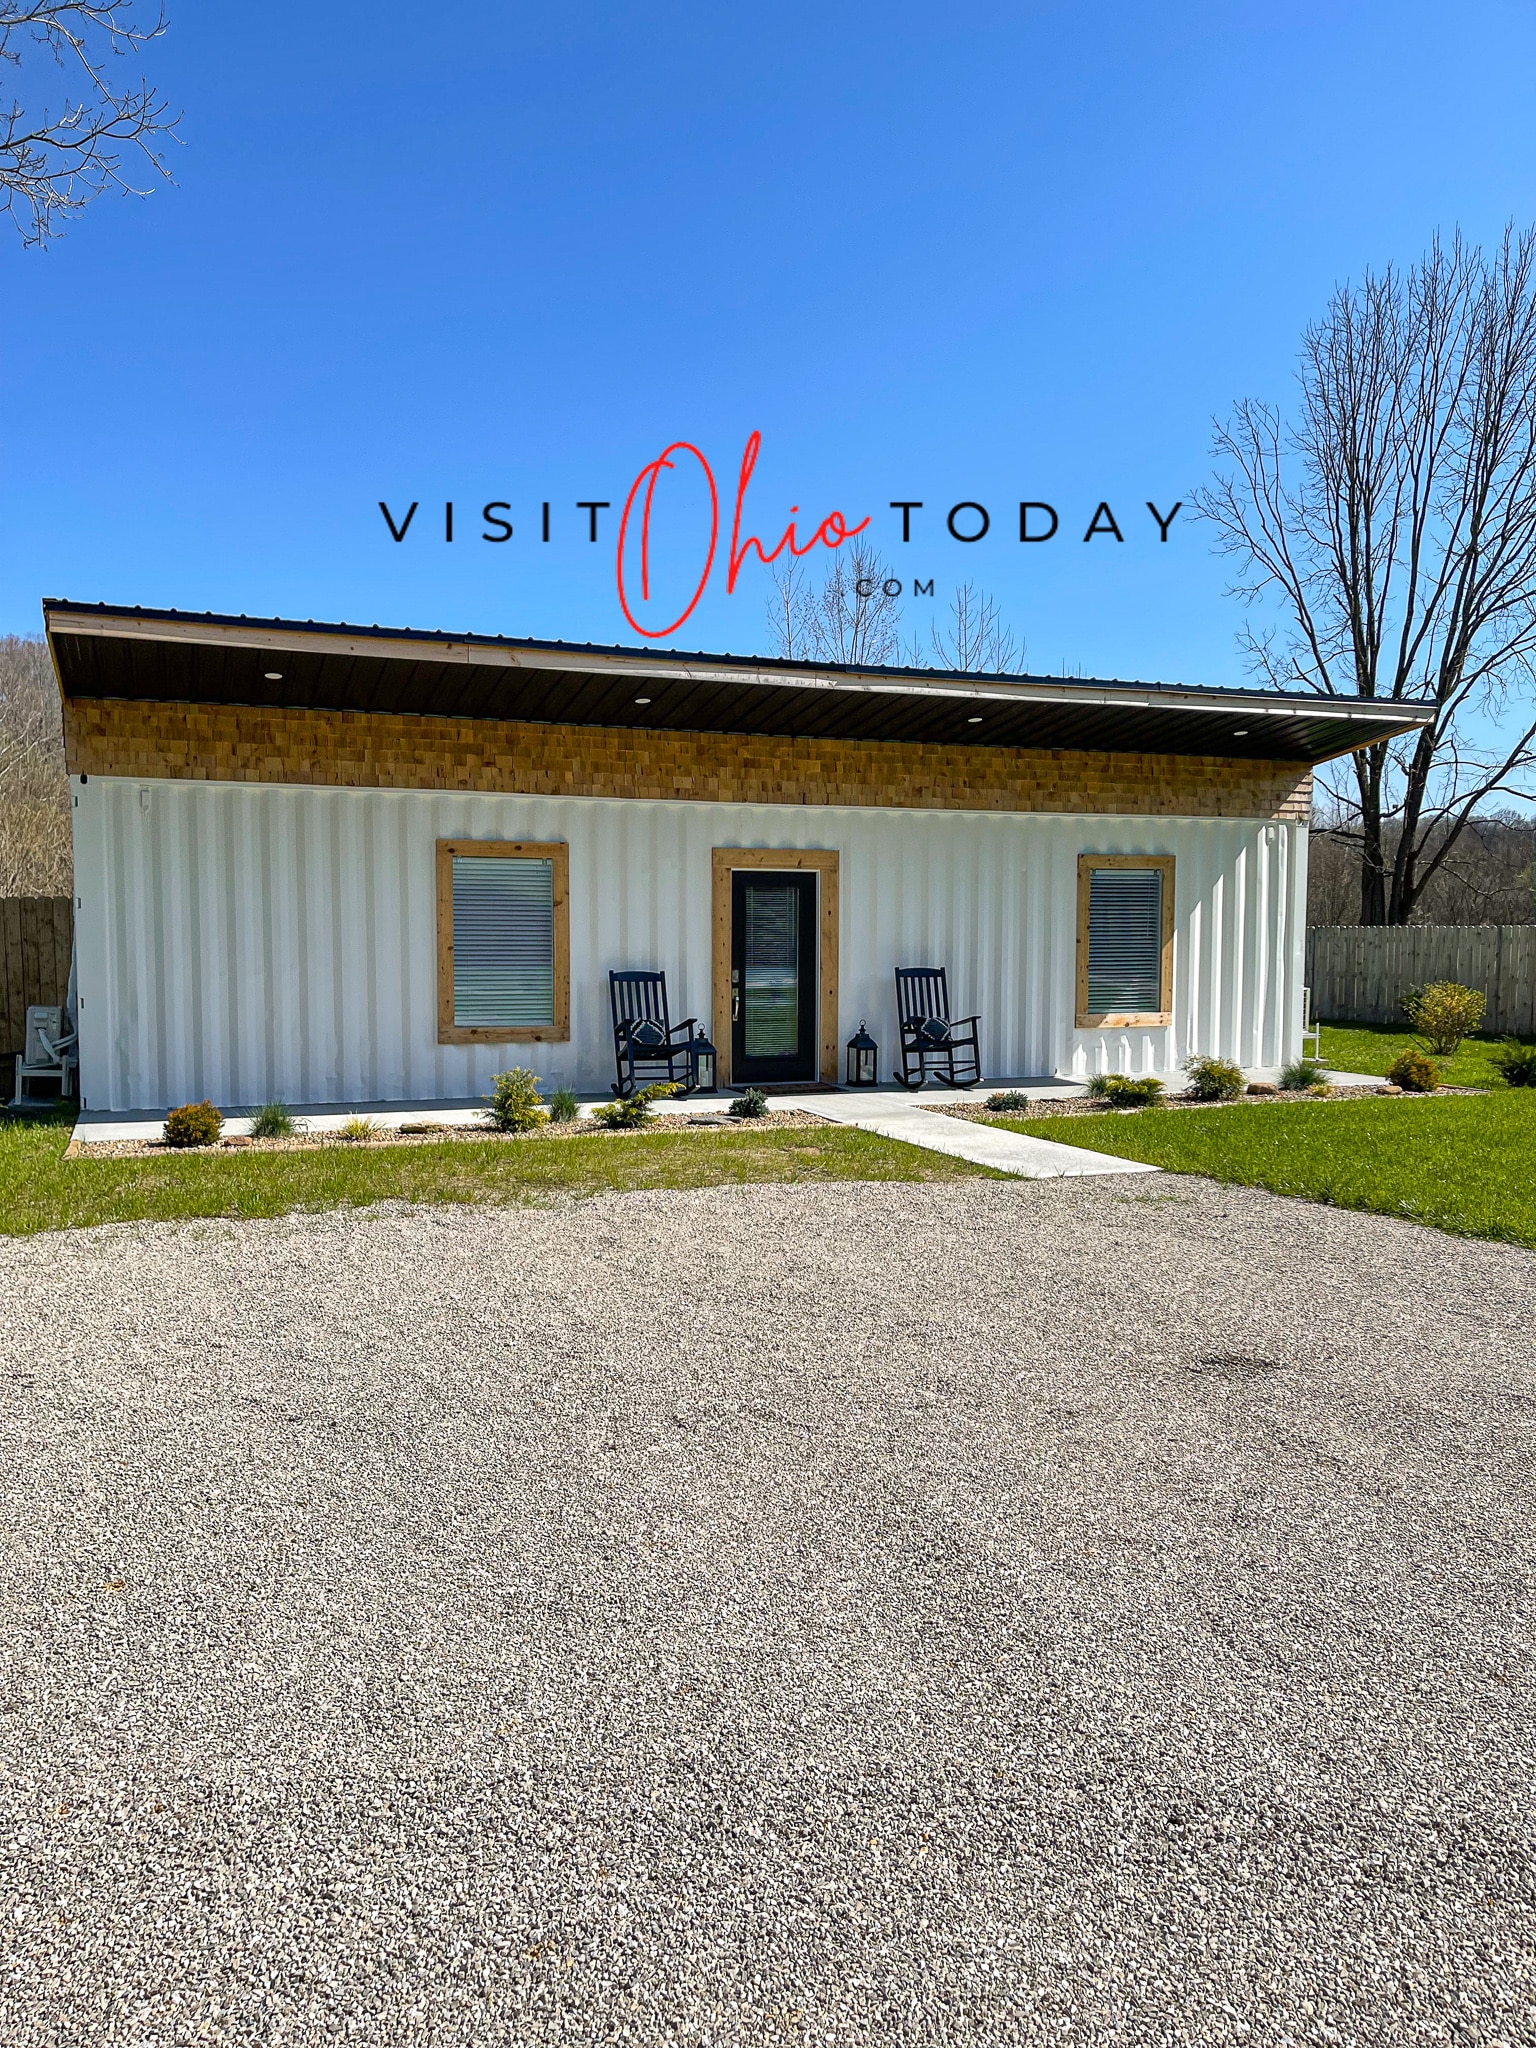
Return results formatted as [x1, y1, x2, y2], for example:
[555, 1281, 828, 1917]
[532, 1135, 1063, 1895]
[1, 1179, 1533, 2046]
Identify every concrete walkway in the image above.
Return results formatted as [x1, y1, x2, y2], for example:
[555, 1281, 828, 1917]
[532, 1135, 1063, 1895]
[806, 1091, 1158, 1178]
[799, 1068, 1385, 1179]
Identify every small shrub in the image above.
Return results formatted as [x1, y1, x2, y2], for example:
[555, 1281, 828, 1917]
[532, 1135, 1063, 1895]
[1491, 1039, 1536, 1088]
[544, 1086, 580, 1123]
[728, 1087, 770, 1119]
[1401, 980, 1486, 1056]
[1085, 1073, 1165, 1109]
[338, 1115, 377, 1142]
[250, 1100, 302, 1138]
[485, 1067, 546, 1134]
[591, 1082, 679, 1130]
[163, 1100, 223, 1148]
[1279, 1058, 1329, 1092]
[986, 1089, 1032, 1111]
[1386, 1046, 1439, 1093]
[1183, 1055, 1245, 1102]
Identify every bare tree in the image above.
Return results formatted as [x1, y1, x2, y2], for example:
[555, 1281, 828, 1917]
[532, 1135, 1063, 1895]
[0, 2, 177, 247]
[0, 634, 71, 895]
[766, 542, 903, 666]
[1197, 229, 1536, 924]
[912, 582, 1024, 674]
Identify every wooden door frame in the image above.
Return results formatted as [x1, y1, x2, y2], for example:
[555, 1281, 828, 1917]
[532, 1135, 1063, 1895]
[711, 848, 839, 1085]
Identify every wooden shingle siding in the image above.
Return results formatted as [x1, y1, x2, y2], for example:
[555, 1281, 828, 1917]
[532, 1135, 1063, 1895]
[64, 699, 1315, 823]
[0, 896, 73, 1055]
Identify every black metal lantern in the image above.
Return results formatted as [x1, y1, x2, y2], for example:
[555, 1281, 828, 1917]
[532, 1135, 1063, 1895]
[690, 1032, 717, 1095]
[846, 1021, 878, 1088]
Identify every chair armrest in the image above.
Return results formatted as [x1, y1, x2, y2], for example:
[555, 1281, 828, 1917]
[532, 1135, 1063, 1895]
[952, 1015, 981, 1030]
[667, 1017, 699, 1042]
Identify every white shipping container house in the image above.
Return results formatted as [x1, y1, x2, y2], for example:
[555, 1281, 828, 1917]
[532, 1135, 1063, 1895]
[46, 603, 1430, 1115]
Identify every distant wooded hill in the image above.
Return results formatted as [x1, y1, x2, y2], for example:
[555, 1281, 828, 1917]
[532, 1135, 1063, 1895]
[1309, 811, 1536, 927]
[0, 636, 70, 899]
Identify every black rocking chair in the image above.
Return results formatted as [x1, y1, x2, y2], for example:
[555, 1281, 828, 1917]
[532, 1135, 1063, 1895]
[893, 967, 982, 1089]
[609, 970, 705, 1098]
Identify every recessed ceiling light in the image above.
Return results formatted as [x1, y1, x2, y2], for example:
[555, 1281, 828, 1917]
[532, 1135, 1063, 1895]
[635, 696, 651, 705]
[1233, 728, 1248, 736]
[265, 671, 283, 681]
[967, 715, 983, 724]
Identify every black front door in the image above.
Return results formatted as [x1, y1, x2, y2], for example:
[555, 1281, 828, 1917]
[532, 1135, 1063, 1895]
[730, 871, 818, 1085]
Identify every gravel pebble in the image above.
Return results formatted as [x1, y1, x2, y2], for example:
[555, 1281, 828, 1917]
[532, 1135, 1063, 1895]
[1, 1178, 1534, 2044]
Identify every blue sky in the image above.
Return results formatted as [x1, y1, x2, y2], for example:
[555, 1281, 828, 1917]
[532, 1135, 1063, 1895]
[3, 0, 1535, 686]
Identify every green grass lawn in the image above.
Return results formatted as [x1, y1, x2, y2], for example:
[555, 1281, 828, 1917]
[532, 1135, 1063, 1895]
[1320, 1019, 1535, 1088]
[1001, 1091, 1536, 1248]
[0, 1111, 995, 1239]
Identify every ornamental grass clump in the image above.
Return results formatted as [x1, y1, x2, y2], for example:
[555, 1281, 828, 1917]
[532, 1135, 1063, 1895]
[1402, 981, 1486, 1056]
[338, 1115, 378, 1143]
[591, 1082, 678, 1130]
[1386, 1046, 1439, 1093]
[485, 1067, 546, 1134]
[1491, 1039, 1536, 1088]
[1085, 1073, 1165, 1109]
[162, 1100, 223, 1148]
[1279, 1058, 1330, 1092]
[1183, 1055, 1245, 1102]
[544, 1086, 580, 1123]
[250, 1101, 302, 1138]
[728, 1087, 769, 1119]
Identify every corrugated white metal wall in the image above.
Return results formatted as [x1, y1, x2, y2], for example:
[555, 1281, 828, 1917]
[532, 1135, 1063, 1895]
[72, 776, 1307, 1111]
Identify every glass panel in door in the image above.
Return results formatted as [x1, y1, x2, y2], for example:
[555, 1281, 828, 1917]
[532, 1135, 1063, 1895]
[744, 883, 800, 1059]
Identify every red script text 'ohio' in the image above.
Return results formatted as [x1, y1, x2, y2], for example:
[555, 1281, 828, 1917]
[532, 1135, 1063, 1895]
[616, 433, 870, 639]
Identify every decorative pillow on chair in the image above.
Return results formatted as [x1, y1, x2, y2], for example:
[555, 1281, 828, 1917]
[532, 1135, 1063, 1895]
[918, 1017, 952, 1047]
[630, 1019, 667, 1049]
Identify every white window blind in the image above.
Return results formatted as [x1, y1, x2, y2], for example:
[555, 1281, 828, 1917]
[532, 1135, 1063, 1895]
[451, 856, 555, 1027]
[1087, 867, 1164, 1013]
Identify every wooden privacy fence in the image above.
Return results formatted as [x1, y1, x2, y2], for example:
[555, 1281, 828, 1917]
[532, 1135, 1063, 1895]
[0, 897, 73, 1055]
[1306, 924, 1536, 1035]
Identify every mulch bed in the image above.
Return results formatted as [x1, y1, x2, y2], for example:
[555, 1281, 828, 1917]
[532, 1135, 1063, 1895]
[64, 1108, 830, 1160]
[936, 1084, 1487, 1125]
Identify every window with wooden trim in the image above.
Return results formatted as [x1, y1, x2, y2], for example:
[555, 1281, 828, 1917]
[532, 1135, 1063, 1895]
[436, 840, 570, 1044]
[1075, 854, 1175, 1028]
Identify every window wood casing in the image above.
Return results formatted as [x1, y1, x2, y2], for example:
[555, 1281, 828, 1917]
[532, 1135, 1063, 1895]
[1075, 853, 1175, 1028]
[435, 839, 570, 1044]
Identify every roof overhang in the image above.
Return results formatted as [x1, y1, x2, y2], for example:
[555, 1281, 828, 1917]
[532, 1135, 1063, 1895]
[43, 601, 1434, 766]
